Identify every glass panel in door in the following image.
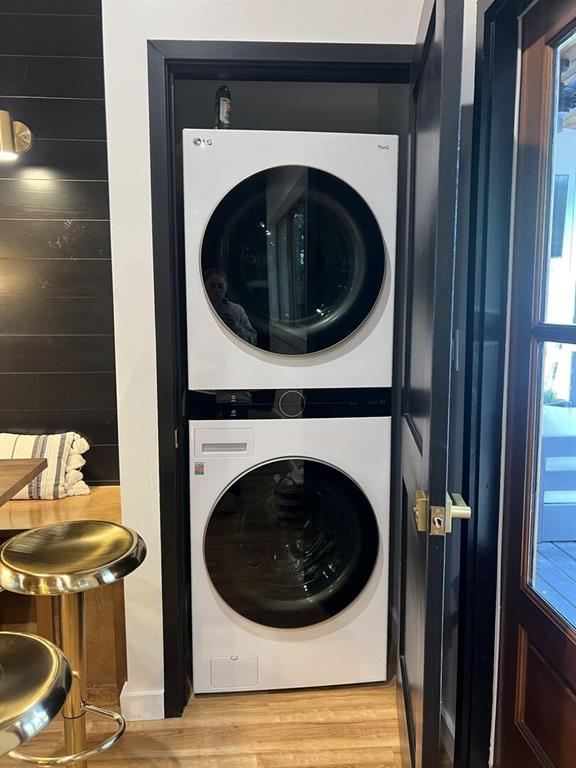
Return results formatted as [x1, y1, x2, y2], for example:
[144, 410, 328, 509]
[531, 342, 576, 629]
[543, 31, 576, 325]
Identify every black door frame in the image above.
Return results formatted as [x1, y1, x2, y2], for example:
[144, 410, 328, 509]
[454, 1, 535, 766]
[147, 40, 413, 718]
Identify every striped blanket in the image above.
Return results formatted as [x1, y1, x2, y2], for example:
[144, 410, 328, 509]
[0, 432, 90, 500]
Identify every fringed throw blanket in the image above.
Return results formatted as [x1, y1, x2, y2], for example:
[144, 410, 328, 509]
[0, 432, 91, 499]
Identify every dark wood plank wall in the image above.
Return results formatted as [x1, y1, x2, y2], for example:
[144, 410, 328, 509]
[0, 0, 119, 484]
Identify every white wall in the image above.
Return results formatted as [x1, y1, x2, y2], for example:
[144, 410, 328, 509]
[101, 0, 424, 721]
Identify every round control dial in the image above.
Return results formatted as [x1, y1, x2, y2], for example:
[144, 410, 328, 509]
[278, 390, 305, 418]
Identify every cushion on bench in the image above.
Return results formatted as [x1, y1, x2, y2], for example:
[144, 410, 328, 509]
[0, 433, 90, 500]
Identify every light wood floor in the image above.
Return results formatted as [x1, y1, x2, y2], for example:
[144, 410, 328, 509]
[4, 683, 403, 767]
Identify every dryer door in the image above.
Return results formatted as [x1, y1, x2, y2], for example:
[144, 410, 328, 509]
[204, 458, 380, 629]
[201, 166, 386, 355]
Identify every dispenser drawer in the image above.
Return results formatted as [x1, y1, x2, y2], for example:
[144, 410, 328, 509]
[193, 428, 254, 458]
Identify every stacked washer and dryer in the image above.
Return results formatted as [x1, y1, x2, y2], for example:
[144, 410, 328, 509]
[183, 130, 398, 693]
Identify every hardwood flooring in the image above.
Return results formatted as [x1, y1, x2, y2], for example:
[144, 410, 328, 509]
[3, 683, 402, 768]
[535, 541, 576, 627]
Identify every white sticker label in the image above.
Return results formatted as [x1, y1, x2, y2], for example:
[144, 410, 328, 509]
[219, 98, 231, 125]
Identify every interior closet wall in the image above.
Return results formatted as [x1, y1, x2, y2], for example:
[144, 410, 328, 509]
[0, 0, 118, 484]
[174, 80, 409, 134]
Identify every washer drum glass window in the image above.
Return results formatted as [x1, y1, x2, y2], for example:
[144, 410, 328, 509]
[204, 458, 380, 629]
[201, 166, 386, 355]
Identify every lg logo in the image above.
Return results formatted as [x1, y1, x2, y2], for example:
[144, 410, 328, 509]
[193, 137, 213, 146]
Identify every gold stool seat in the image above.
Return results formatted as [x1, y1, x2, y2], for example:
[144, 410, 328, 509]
[0, 632, 72, 757]
[0, 520, 146, 767]
[0, 520, 146, 596]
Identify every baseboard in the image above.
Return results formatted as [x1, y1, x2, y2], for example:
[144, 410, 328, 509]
[120, 682, 165, 721]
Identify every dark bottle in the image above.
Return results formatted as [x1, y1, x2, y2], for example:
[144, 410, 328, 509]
[214, 85, 232, 129]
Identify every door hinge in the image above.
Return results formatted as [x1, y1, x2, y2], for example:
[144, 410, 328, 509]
[452, 328, 461, 372]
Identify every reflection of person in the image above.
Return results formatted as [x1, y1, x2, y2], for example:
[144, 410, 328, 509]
[204, 268, 257, 345]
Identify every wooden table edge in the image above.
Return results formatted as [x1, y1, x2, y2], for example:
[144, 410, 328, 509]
[0, 458, 48, 507]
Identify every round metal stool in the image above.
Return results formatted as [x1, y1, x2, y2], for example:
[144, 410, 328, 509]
[0, 521, 146, 767]
[0, 632, 72, 757]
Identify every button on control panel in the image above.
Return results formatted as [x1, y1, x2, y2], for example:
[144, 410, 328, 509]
[278, 390, 305, 418]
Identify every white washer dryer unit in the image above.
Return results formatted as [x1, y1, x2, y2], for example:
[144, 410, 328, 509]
[183, 130, 398, 390]
[190, 414, 390, 693]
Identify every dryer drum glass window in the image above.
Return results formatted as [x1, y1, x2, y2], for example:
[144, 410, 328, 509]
[201, 166, 386, 355]
[204, 458, 380, 628]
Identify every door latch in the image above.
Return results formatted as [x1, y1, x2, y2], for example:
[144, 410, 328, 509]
[446, 492, 472, 533]
[413, 490, 428, 533]
[430, 493, 472, 535]
[414, 490, 471, 535]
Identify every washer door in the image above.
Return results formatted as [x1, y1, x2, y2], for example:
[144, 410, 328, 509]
[204, 458, 380, 629]
[201, 166, 386, 355]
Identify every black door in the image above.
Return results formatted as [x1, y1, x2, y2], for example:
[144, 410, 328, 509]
[201, 165, 387, 355]
[204, 458, 380, 629]
[397, 2, 465, 767]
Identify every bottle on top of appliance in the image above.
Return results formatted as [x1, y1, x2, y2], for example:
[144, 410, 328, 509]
[214, 85, 232, 129]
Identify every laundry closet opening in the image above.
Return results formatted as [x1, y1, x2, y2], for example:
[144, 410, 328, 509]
[148, 43, 413, 717]
[175, 80, 408, 689]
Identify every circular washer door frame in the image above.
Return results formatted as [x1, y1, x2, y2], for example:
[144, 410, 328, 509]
[200, 165, 389, 357]
[203, 456, 381, 629]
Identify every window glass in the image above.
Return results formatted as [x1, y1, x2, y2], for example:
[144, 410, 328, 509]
[531, 342, 576, 629]
[543, 32, 576, 325]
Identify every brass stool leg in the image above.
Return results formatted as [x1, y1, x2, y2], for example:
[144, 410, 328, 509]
[9, 588, 126, 766]
[59, 593, 87, 768]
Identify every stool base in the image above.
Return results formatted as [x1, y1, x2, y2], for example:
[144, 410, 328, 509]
[8, 591, 126, 766]
[7, 702, 125, 766]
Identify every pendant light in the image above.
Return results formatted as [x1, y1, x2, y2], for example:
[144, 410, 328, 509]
[0, 110, 32, 162]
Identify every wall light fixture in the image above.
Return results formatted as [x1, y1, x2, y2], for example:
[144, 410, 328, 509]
[0, 110, 33, 162]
